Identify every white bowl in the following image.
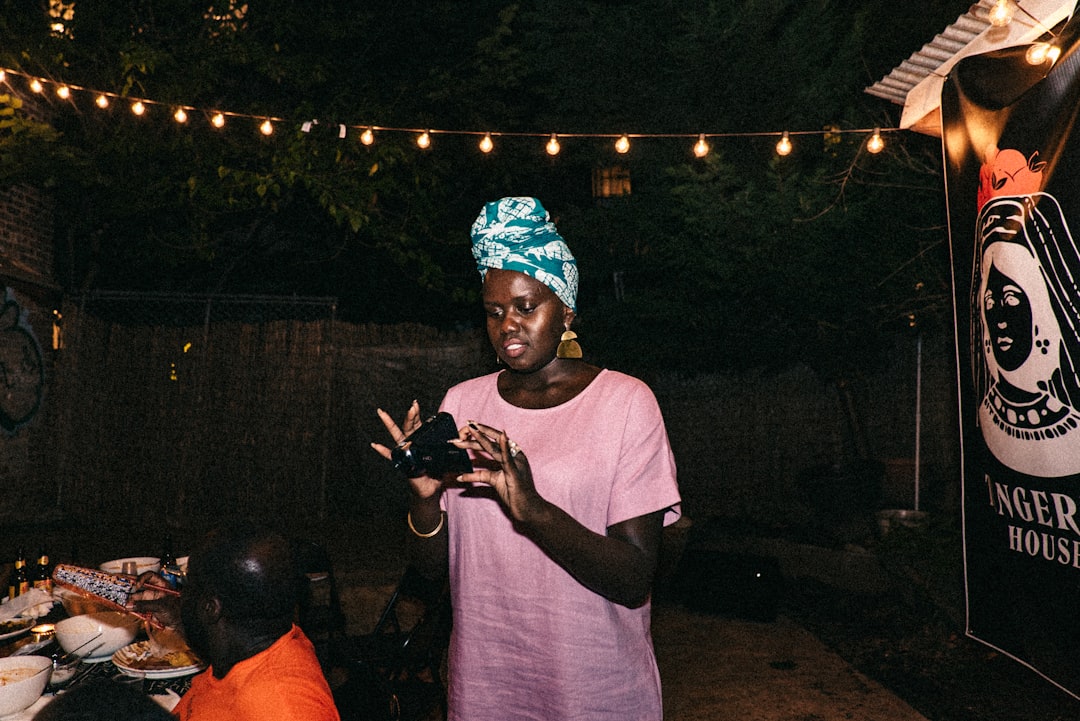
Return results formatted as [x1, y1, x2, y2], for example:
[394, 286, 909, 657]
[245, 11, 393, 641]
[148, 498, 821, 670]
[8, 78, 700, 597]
[0, 655, 51, 716]
[99, 557, 161, 576]
[54, 611, 141, 661]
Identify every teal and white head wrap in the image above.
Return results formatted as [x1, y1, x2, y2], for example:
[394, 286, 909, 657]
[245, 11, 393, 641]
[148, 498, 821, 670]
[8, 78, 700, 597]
[470, 197, 578, 311]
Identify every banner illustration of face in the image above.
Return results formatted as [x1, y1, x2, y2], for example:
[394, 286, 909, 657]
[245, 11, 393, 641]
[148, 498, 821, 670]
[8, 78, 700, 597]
[972, 192, 1080, 477]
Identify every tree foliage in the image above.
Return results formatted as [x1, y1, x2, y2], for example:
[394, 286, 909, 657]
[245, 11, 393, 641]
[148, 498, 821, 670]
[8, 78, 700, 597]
[0, 0, 959, 372]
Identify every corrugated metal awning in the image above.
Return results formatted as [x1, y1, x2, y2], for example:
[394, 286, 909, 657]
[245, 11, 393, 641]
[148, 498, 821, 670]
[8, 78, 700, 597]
[865, 0, 1076, 136]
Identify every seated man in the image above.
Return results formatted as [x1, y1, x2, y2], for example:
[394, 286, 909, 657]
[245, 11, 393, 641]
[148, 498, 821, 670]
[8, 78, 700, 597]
[135, 524, 340, 721]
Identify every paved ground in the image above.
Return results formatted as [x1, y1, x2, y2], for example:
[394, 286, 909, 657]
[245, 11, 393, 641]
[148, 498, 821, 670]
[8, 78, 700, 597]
[653, 602, 928, 721]
[337, 567, 928, 721]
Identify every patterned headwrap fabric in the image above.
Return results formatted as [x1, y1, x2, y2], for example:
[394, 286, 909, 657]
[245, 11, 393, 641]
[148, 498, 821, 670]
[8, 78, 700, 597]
[470, 197, 578, 311]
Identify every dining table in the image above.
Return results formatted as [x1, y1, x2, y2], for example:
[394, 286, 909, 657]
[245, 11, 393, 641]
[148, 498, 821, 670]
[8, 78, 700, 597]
[0, 597, 200, 715]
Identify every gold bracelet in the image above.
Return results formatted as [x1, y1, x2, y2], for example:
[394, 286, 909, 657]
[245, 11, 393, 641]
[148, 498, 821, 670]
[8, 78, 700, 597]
[407, 510, 445, 538]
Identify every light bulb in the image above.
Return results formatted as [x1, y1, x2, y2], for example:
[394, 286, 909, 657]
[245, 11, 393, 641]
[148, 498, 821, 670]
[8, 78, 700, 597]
[174, 107, 188, 123]
[131, 100, 146, 116]
[1026, 42, 1059, 65]
[776, 131, 792, 156]
[56, 85, 70, 99]
[546, 134, 561, 156]
[95, 94, 110, 109]
[693, 134, 710, 158]
[29, 79, 43, 93]
[260, 119, 274, 135]
[360, 127, 374, 145]
[866, 128, 885, 154]
[988, 0, 1013, 27]
[479, 133, 494, 153]
[211, 112, 226, 128]
[0, 70, 6, 83]
[615, 134, 630, 154]
[417, 131, 431, 149]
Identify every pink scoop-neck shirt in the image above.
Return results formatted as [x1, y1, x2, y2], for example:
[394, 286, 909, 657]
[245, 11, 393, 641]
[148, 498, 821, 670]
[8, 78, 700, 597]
[439, 369, 681, 721]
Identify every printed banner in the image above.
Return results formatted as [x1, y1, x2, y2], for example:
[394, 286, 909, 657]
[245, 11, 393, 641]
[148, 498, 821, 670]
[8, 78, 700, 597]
[941, 4, 1080, 698]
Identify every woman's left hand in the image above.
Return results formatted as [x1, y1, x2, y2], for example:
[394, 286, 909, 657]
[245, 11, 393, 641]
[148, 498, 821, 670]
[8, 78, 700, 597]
[454, 421, 542, 522]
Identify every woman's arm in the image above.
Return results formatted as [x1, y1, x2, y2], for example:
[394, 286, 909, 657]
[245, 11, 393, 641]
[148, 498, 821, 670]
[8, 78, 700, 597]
[372, 402, 449, 581]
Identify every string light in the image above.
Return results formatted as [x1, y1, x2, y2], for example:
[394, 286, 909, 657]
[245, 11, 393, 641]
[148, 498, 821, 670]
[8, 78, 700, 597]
[775, 131, 792, 156]
[866, 128, 885, 154]
[0, 66, 899, 163]
[691, 134, 710, 158]
[693, 134, 710, 158]
[988, 0, 1014, 27]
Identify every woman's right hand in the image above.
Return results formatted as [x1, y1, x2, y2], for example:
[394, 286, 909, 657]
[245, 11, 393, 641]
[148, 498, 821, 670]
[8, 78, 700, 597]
[371, 401, 442, 499]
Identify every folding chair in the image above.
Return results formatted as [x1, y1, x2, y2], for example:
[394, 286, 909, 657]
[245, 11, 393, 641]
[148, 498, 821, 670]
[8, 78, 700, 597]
[292, 538, 347, 673]
[331, 565, 452, 721]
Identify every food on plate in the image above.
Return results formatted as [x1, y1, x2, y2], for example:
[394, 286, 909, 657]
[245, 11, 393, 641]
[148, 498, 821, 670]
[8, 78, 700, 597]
[0, 618, 32, 635]
[115, 640, 203, 672]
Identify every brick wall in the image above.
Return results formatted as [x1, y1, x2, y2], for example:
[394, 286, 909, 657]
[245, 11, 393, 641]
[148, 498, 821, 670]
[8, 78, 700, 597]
[0, 181, 59, 519]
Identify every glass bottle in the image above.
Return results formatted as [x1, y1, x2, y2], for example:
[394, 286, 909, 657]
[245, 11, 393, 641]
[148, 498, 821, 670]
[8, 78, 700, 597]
[159, 534, 181, 589]
[32, 548, 51, 593]
[8, 549, 29, 600]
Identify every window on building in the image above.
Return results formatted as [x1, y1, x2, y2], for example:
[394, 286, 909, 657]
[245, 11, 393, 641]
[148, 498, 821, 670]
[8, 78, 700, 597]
[592, 166, 631, 198]
[48, 0, 75, 39]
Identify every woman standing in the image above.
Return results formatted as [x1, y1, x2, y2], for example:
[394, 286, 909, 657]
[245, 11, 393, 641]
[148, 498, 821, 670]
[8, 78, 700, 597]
[374, 196, 681, 721]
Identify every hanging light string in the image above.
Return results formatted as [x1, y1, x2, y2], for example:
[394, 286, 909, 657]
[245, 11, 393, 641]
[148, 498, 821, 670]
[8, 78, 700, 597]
[0, 65, 895, 156]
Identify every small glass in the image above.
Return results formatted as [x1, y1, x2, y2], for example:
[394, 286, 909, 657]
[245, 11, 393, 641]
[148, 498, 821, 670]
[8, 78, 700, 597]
[48, 654, 81, 691]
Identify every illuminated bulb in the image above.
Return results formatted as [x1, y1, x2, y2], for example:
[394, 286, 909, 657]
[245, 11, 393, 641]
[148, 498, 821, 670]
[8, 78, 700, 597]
[29, 79, 43, 93]
[131, 100, 146, 116]
[0, 70, 6, 83]
[360, 127, 374, 145]
[479, 133, 494, 153]
[546, 133, 561, 156]
[1026, 42, 1061, 65]
[988, 0, 1013, 27]
[615, 134, 630, 154]
[776, 131, 792, 156]
[260, 118, 274, 135]
[417, 131, 431, 149]
[693, 134, 710, 158]
[56, 85, 70, 99]
[174, 107, 188, 123]
[866, 128, 885, 154]
[96, 94, 110, 109]
[211, 112, 226, 128]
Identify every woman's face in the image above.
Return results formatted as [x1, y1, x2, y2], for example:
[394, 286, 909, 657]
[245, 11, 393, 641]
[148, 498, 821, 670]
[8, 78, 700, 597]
[983, 262, 1033, 372]
[483, 268, 572, 373]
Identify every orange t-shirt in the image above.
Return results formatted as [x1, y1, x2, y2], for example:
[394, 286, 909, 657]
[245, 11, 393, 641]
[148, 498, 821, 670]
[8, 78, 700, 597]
[173, 625, 339, 721]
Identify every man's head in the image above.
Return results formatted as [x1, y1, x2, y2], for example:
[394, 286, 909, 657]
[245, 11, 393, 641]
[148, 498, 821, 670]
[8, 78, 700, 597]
[180, 523, 298, 664]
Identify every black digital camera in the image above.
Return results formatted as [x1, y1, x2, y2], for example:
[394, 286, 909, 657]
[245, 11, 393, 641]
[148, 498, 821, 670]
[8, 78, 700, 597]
[391, 412, 473, 478]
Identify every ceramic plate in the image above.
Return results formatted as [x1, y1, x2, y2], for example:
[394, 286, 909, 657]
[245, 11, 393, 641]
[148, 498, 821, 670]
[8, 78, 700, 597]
[112, 641, 206, 679]
[0, 617, 34, 642]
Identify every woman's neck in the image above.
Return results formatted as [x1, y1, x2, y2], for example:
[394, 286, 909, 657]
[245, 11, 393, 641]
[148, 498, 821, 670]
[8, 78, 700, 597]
[498, 359, 601, 409]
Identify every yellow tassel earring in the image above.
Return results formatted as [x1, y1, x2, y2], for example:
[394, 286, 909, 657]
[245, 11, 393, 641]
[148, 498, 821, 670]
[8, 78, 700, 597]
[557, 330, 582, 359]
